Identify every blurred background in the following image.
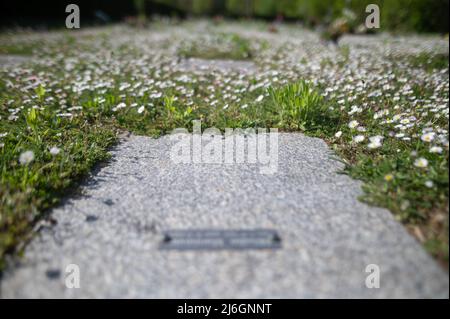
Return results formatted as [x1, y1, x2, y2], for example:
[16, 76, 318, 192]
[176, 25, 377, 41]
[0, 0, 448, 33]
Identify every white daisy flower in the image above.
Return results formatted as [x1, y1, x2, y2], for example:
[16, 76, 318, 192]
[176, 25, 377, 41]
[255, 95, 264, 103]
[429, 146, 443, 154]
[368, 136, 383, 149]
[112, 102, 126, 112]
[369, 135, 384, 143]
[425, 180, 434, 188]
[353, 135, 365, 143]
[414, 157, 428, 168]
[348, 120, 359, 129]
[19, 150, 35, 165]
[420, 132, 435, 143]
[400, 118, 410, 124]
[49, 146, 60, 156]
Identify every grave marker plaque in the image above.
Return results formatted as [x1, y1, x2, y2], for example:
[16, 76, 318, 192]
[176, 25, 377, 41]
[159, 229, 281, 250]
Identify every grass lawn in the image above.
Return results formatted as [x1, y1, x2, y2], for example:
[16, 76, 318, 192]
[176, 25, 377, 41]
[0, 20, 448, 269]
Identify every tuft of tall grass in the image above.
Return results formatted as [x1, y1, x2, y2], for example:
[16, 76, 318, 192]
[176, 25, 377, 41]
[268, 81, 327, 130]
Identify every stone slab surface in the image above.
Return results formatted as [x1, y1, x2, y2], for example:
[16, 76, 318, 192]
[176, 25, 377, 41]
[1, 133, 448, 298]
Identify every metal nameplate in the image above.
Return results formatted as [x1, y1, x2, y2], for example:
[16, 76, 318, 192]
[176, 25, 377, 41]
[159, 229, 282, 250]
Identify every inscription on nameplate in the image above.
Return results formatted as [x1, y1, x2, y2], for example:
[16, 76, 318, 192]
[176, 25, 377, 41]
[159, 229, 282, 250]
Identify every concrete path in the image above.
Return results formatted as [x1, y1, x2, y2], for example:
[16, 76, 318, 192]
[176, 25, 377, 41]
[0, 55, 30, 67]
[178, 58, 257, 73]
[1, 133, 448, 298]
